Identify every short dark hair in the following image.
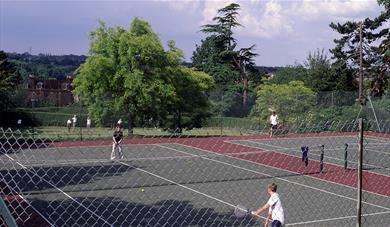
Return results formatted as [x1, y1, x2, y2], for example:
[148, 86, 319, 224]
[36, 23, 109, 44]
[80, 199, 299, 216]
[268, 183, 277, 192]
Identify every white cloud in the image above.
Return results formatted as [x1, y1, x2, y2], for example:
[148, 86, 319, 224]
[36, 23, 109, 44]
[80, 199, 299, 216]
[196, 0, 293, 39]
[200, 0, 236, 25]
[239, 0, 293, 39]
[290, 0, 379, 20]
[166, 0, 200, 13]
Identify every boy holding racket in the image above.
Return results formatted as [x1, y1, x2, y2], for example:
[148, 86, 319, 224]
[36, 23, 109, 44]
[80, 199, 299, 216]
[252, 183, 284, 227]
[111, 125, 124, 160]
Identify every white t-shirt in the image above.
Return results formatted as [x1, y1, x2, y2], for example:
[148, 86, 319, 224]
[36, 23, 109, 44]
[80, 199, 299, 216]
[267, 193, 284, 224]
[67, 119, 72, 125]
[87, 119, 91, 125]
[270, 115, 279, 125]
[72, 116, 77, 123]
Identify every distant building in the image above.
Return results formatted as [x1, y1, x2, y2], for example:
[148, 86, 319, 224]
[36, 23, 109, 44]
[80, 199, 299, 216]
[27, 75, 74, 107]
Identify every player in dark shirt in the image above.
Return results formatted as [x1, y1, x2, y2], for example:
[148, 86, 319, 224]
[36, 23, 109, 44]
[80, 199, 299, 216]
[111, 126, 124, 160]
[301, 146, 309, 167]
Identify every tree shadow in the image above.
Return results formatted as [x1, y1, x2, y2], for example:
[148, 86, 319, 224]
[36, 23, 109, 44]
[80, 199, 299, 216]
[0, 163, 135, 193]
[28, 198, 258, 227]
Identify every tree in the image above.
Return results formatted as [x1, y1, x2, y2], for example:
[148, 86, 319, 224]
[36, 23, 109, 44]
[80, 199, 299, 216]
[329, 1, 389, 96]
[305, 49, 343, 92]
[0, 51, 21, 111]
[267, 65, 307, 85]
[73, 19, 213, 133]
[192, 3, 260, 116]
[252, 81, 316, 125]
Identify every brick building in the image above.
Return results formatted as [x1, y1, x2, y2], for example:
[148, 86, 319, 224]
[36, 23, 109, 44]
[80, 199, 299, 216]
[27, 75, 74, 107]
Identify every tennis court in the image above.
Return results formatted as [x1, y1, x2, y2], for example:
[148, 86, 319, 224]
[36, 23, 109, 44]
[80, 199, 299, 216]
[1, 133, 390, 226]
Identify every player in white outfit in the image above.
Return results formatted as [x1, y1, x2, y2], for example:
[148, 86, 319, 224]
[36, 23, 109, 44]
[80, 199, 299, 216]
[252, 183, 285, 227]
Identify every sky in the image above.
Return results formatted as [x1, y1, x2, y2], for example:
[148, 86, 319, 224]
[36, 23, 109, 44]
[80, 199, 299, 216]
[0, 0, 386, 66]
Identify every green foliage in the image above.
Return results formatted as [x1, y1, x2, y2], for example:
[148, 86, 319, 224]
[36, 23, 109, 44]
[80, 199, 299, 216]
[312, 105, 360, 123]
[378, 0, 390, 8]
[0, 51, 21, 111]
[267, 65, 307, 85]
[252, 81, 316, 125]
[305, 49, 339, 91]
[73, 19, 213, 132]
[7, 53, 86, 80]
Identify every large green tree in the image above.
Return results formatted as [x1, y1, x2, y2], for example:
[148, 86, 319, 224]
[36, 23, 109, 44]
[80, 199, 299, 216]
[73, 19, 213, 133]
[0, 51, 21, 111]
[252, 81, 316, 125]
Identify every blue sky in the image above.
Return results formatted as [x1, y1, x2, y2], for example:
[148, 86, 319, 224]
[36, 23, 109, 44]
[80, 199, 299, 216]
[0, 0, 386, 66]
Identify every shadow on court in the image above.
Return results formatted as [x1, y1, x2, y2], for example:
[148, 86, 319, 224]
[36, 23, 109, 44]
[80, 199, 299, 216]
[30, 198, 258, 227]
[0, 163, 136, 193]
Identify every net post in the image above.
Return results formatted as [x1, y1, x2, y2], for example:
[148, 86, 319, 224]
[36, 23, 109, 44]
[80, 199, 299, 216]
[357, 118, 363, 227]
[319, 145, 324, 173]
[0, 197, 18, 227]
[344, 143, 348, 170]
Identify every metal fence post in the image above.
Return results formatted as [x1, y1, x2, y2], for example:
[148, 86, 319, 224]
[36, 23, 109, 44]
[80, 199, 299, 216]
[357, 118, 363, 227]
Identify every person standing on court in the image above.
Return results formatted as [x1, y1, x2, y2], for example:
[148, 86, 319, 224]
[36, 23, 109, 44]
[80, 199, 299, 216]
[251, 183, 285, 227]
[86, 116, 91, 129]
[269, 111, 279, 137]
[72, 115, 77, 131]
[67, 119, 72, 132]
[111, 125, 124, 160]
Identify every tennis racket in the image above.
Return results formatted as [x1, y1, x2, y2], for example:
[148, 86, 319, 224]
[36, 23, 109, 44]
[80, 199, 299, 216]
[234, 204, 251, 218]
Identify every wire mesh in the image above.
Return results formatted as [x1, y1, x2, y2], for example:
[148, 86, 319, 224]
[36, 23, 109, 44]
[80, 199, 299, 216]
[0, 121, 389, 226]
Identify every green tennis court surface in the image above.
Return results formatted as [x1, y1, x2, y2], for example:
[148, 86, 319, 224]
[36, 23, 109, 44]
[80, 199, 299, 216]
[1, 134, 389, 226]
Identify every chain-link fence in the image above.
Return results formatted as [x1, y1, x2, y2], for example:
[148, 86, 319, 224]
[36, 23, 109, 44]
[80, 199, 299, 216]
[0, 119, 389, 226]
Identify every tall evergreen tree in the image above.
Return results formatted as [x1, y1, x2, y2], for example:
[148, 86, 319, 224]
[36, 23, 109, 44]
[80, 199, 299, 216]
[192, 3, 260, 116]
[329, 1, 389, 96]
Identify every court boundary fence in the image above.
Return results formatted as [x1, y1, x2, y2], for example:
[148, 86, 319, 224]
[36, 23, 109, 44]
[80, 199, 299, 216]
[0, 119, 389, 226]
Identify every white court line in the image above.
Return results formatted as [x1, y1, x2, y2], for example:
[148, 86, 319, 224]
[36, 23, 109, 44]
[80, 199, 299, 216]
[4, 154, 114, 227]
[286, 210, 390, 226]
[28, 143, 166, 151]
[365, 148, 390, 156]
[158, 144, 390, 210]
[117, 159, 270, 221]
[236, 140, 389, 174]
[366, 136, 390, 143]
[251, 134, 356, 141]
[15, 150, 269, 167]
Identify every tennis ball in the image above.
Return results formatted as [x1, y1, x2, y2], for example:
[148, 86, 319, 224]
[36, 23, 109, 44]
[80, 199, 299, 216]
[141, 188, 145, 192]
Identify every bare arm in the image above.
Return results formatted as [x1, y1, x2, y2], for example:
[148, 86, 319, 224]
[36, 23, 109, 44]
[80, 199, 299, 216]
[252, 203, 270, 216]
[264, 211, 271, 227]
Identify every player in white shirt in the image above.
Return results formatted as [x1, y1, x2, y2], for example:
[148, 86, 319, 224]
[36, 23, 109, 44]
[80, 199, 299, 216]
[72, 115, 77, 130]
[269, 111, 279, 137]
[86, 117, 91, 129]
[252, 183, 285, 227]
